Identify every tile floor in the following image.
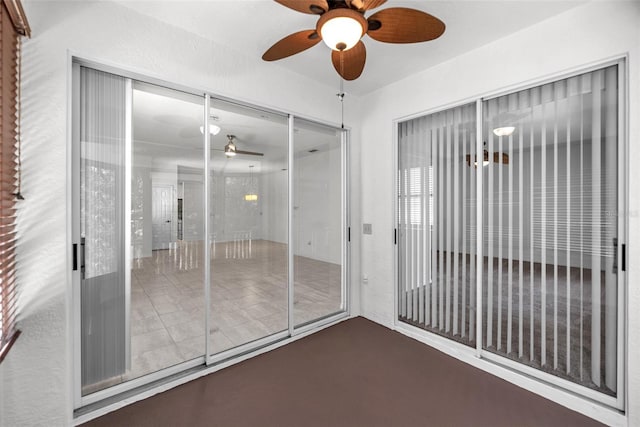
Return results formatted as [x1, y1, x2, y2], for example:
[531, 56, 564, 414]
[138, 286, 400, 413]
[83, 239, 342, 395]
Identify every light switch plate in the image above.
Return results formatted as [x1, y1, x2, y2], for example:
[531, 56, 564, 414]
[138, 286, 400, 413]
[363, 223, 372, 235]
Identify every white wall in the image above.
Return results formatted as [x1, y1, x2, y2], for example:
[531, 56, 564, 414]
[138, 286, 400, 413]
[261, 169, 288, 244]
[294, 147, 343, 265]
[359, 1, 639, 425]
[260, 145, 344, 266]
[0, 1, 362, 425]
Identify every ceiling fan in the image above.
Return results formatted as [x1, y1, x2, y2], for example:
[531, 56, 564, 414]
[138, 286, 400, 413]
[262, 0, 445, 80]
[221, 135, 264, 158]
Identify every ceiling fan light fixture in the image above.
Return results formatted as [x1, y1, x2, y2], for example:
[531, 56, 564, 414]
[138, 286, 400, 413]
[493, 126, 515, 137]
[224, 141, 237, 157]
[317, 9, 366, 51]
[200, 124, 221, 135]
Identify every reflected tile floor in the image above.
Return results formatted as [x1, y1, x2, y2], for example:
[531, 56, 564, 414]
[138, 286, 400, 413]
[83, 240, 342, 395]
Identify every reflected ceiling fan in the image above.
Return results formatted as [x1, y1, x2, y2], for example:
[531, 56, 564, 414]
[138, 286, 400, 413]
[262, 0, 445, 80]
[220, 135, 264, 158]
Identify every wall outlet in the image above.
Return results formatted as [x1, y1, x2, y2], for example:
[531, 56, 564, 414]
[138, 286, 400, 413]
[363, 223, 372, 235]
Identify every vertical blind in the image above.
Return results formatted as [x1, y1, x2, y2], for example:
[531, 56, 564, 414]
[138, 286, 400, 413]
[398, 64, 620, 398]
[482, 65, 619, 394]
[0, 0, 29, 364]
[79, 67, 128, 391]
[398, 103, 477, 346]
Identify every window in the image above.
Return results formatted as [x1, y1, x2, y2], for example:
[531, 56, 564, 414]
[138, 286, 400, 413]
[0, 0, 29, 364]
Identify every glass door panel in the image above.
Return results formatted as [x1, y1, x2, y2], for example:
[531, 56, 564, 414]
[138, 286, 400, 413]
[129, 82, 206, 381]
[397, 103, 478, 346]
[78, 71, 206, 396]
[293, 118, 344, 327]
[78, 67, 128, 395]
[481, 65, 620, 396]
[208, 99, 289, 355]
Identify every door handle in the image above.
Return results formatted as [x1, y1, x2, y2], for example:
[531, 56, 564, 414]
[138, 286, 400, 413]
[80, 237, 86, 280]
[165, 220, 171, 223]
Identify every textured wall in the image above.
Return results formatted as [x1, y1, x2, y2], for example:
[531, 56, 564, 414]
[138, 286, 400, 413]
[0, 1, 362, 425]
[358, 2, 639, 425]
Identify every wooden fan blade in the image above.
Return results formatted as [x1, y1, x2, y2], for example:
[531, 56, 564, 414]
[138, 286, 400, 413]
[262, 30, 321, 61]
[275, 0, 328, 14]
[235, 150, 264, 157]
[346, 0, 386, 12]
[331, 41, 366, 81]
[367, 8, 445, 43]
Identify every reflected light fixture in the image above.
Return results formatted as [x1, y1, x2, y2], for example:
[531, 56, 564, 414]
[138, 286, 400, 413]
[466, 142, 509, 168]
[317, 8, 367, 51]
[493, 126, 515, 137]
[244, 165, 258, 201]
[224, 134, 237, 157]
[200, 124, 221, 135]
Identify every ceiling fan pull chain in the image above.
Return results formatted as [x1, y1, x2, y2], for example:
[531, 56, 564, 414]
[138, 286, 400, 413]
[337, 52, 345, 129]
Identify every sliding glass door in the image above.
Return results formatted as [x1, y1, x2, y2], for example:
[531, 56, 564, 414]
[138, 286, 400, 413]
[76, 70, 207, 397]
[73, 61, 350, 407]
[293, 118, 345, 327]
[208, 99, 289, 356]
[396, 62, 624, 406]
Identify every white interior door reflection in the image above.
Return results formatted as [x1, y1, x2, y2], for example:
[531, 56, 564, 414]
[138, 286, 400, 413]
[152, 184, 174, 250]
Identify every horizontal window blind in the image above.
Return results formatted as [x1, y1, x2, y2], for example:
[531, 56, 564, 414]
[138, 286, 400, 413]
[0, 0, 29, 363]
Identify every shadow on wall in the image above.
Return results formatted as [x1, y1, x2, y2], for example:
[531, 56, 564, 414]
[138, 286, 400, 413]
[15, 29, 70, 323]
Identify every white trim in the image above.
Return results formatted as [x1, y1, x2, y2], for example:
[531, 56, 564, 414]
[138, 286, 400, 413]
[68, 55, 82, 417]
[80, 357, 204, 407]
[392, 119, 399, 327]
[394, 322, 625, 427]
[203, 94, 211, 365]
[124, 78, 132, 371]
[482, 351, 618, 407]
[73, 315, 353, 425]
[616, 58, 628, 412]
[208, 331, 289, 365]
[341, 129, 349, 313]
[294, 312, 350, 336]
[475, 99, 483, 359]
[287, 114, 295, 336]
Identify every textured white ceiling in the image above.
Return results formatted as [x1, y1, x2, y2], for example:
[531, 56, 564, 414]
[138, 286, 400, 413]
[118, 0, 586, 96]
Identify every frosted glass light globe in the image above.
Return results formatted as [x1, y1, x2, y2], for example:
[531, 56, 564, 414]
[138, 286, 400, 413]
[320, 16, 364, 51]
[493, 126, 515, 137]
[200, 124, 221, 135]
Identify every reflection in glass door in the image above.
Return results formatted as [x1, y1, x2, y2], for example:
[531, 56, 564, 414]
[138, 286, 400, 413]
[293, 118, 345, 327]
[74, 63, 350, 405]
[208, 100, 289, 356]
[129, 82, 206, 382]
